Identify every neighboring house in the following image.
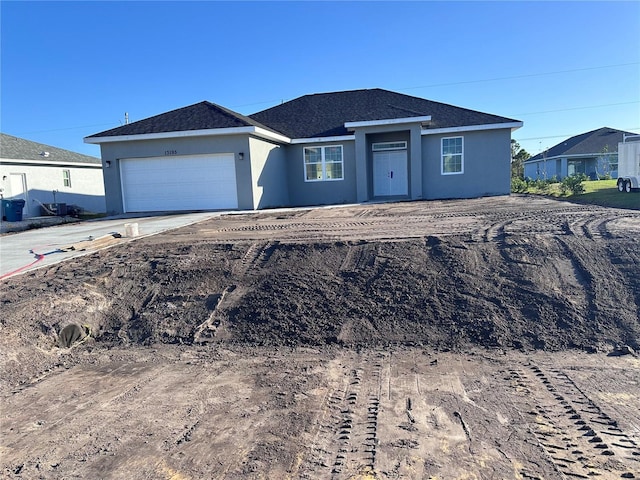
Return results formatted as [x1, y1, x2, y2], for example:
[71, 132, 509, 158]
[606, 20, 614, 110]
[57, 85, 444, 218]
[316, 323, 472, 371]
[523, 127, 635, 181]
[85, 88, 522, 215]
[1, 133, 105, 218]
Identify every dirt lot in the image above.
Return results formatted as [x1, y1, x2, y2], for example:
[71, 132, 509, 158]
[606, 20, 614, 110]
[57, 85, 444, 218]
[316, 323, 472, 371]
[1, 194, 639, 479]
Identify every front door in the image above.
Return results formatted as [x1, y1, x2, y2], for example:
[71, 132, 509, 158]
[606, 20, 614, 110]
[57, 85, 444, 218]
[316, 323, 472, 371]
[373, 150, 408, 197]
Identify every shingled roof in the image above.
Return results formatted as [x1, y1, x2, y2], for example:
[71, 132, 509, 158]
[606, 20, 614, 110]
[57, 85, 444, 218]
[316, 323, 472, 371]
[87, 89, 520, 142]
[528, 127, 636, 161]
[250, 88, 520, 138]
[87, 101, 279, 138]
[1, 133, 100, 164]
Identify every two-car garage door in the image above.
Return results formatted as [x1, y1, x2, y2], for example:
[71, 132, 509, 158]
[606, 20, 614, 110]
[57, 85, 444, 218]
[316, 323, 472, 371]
[120, 154, 238, 213]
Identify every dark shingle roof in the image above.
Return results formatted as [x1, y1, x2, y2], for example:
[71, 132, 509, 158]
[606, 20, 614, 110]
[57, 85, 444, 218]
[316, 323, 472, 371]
[87, 101, 279, 138]
[87, 89, 520, 141]
[528, 127, 636, 161]
[1, 133, 100, 164]
[249, 88, 520, 138]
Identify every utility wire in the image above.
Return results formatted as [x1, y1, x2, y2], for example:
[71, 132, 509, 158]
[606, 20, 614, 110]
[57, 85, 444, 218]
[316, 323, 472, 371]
[509, 100, 640, 117]
[11, 62, 640, 136]
[18, 100, 638, 137]
[230, 63, 640, 109]
[14, 122, 118, 135]
[516, 128, 640, 143]
[397, 62, 639, 91]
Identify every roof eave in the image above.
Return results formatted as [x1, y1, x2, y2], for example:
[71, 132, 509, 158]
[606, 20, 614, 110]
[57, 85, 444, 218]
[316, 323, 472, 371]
[290, 135, 356, 144]
[345, 115, 432, 130]
[0, 157, 101, 167]
[525, 151, 616, 163]
[84, 126, 291, 145]
[421, 121, 523, 136]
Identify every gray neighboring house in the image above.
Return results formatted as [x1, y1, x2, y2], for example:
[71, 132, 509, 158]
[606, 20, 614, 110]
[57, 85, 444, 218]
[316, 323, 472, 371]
[1, 133, 105, 218]
[523, 127, 635, 181]
[85, 88, 522, 214]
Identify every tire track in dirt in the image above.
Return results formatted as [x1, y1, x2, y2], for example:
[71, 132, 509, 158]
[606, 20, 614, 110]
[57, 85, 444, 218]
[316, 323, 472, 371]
[191, 241, 280, 344]
[232, 241, 278, 277]
[568, 363, 640, 451]
[2, 362, 167, 476]
[556, 234, 638, 332]
[507, 361, 640, 478]
[545, 367, 640, 461]
[198, 203, 636, 245]
[314, 352, 384, 479]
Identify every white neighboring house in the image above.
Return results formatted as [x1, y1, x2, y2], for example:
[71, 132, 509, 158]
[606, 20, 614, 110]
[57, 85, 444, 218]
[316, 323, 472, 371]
[0, 133, 105, 219]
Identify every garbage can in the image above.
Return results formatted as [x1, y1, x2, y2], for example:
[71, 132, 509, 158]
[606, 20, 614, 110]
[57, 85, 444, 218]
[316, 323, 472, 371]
[1, 199, 26, 222]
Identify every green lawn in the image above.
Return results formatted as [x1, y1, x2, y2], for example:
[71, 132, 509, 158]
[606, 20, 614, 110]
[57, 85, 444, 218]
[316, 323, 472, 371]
[516, 179, 640, 210]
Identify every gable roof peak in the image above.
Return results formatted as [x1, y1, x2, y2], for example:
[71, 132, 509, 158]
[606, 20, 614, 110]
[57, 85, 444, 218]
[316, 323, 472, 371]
[87, 100, 278, 139]
[528, 126, 637, 160]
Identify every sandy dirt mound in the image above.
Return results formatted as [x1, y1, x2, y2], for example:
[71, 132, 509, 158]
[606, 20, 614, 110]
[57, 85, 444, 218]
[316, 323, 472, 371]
[2, 195, 640, 479]
[1, 195, 638, 387]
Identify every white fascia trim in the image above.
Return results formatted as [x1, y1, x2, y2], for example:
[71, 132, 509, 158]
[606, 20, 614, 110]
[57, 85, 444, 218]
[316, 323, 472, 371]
[0, 158, 101, 167]
[84, 126, 291, 145]
[253, 127, 291, 144]
[290, 135, 356, 144]
[345, 116, 432, 129]
[421, 121, 523, 136]
[524, 152, 610, 164]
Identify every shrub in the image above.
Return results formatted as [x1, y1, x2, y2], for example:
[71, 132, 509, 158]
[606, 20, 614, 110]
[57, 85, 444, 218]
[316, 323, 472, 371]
[560, 174, 587, 195]
[511, 177, 528, 193]
[532, 178, 553, 193]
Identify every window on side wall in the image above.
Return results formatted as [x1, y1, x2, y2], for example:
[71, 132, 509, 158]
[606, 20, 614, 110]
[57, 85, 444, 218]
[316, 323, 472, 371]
[441, 137, 463, 175]
[63, 169, 72, 187]
[304, 145, 343, 181]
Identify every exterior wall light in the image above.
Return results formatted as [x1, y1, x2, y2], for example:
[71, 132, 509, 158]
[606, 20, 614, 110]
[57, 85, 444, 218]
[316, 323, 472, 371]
[105, 161, 111, 168]
[238, 152, 244, 160]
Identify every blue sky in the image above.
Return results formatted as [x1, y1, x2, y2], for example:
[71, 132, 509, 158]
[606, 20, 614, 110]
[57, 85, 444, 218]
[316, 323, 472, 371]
[1, 1, 639, 158]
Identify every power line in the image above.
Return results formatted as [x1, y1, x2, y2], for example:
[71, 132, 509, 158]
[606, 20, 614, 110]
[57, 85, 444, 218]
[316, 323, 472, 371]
[10, 62, 640, 136]
[515, 127, 640, 143]
[510, 100, 640, 117]
[229, 63, 640, 110]
[21, 99, 636, 136]
[15, 122, 118, 136]
[398, 62, 639, 91]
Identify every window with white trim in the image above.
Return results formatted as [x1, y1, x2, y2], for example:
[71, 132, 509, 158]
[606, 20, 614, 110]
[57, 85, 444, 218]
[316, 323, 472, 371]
[63, 169, 72, 187]
[441, 137, 463, 174]
[304, 145, 343, 181]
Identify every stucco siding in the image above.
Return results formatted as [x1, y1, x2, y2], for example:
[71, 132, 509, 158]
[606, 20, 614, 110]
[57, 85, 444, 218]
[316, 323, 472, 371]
[0, 162, 104, 217]
[524, 158, 560, 180]
[99, 135, 250, 214]
[248, 137, 289, 209]
[422, 129, 511, 199]
[286, 140, 357, 207]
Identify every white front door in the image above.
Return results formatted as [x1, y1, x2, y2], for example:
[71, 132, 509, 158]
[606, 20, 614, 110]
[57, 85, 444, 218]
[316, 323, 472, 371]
[373, 150, 408, 197]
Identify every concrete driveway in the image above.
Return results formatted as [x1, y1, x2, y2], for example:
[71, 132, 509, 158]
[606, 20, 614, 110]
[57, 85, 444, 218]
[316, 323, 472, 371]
[0, 212, 223, 280]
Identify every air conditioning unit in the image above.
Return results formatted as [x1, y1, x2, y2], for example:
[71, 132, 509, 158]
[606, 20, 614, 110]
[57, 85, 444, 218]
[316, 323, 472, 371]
[41, 203, 68, 216]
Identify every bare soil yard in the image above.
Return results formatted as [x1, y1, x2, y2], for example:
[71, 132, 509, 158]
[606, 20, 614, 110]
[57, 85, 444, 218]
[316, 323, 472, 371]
[1, 195, 639, 479]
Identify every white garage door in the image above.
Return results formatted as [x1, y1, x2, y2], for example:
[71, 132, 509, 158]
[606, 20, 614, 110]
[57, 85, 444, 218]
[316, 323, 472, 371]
[120, 154, 238, 213]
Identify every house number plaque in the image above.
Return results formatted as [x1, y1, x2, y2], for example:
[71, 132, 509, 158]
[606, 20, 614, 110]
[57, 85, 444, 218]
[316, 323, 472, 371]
[164, 150, 177, 156]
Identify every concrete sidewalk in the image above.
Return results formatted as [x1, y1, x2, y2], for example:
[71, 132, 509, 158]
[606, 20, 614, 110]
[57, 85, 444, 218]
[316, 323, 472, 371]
[0, 212, 222, 280]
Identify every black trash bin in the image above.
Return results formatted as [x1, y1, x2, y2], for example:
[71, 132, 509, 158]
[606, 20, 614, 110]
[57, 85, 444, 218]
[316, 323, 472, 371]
[1, 199, 26, 222]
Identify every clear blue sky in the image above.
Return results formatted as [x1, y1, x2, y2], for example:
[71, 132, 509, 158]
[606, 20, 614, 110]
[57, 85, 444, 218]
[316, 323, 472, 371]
[2, 1, 639, 158]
